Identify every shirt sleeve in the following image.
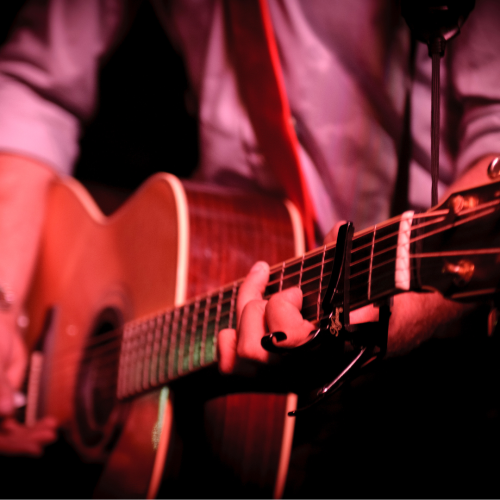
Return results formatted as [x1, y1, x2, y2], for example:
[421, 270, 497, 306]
[449, 0, 500, 174]
[0, 0, 126, 174]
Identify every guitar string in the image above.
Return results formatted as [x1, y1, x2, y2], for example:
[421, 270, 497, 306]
[43, 200, 498, 360]
[46, 252, 487, 400]
[47, 258, 455, 402]
[44, 230, 484, 381]
[45, 205, 499, 387]
[44, 206, 489, 376]
[48, 211, 441, 354]
[53, 205, 464, 359]
[44, 256, 455, 382]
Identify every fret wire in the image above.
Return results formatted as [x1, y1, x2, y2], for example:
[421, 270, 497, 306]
[188, 298, 200, 372]
[316, 245, 326, 321]
[298, 254, 304, 289]
[150, 313, 164, 386]
[168, 308, 181, 381]
[115, 214, 449, 350]
[368, 224, 376, 300]
[117, 323, 129, 398]
[200, 293, 211, 366]
[120, 202, 495, 391]
[127, 323, 140, 397]
[228, 281, 238, 330]
[213, 287, 224, 361]
[177, 305, 189, 376]
[135, 322, 147, 394]
[142, 318, 155, 390]
[158, 311, 171, 384]
[125, 322, 136, 396]
[279, 262, 285, 292]
[138, 321, 146, 391]
[119, 323, 130, 397]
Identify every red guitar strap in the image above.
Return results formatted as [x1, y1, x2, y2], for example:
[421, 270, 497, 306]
[223, 0, 317, 250]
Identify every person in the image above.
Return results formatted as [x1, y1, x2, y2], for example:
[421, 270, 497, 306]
[0, 0, 499, 495]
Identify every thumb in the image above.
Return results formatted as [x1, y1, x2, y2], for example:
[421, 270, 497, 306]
[324, 220, 347, 245]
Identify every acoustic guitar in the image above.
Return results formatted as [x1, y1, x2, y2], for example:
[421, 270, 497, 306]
[23, 173, 500, 498]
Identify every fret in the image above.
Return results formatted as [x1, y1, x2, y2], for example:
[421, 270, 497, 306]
[279, 262, 285, 292]
[200, 293, 211, 365]
[150, 313, 164, 386]
[188, 298, 201, 371]
[127, 322, 140, 397]
[218, 287, 234, 331]
[117, 322, 132, 398]
[317, 246, 326, 321]
[299, 254, 304, 289]
[368, 226, 376, 300]
[280, 259, 301, 290]
[142, 317, 156, 390]
[133, 322, 145, 394]
[177, 305, 190, 376]
[157, 311, 171, 384]
[228, 282, 238, 330]
[167, 307, 181, 381]
[213, 287, 224, 361]
[267, 268, 282, 295]
[122, 322, 133, 396]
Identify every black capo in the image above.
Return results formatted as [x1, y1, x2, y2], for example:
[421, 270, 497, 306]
[261, 222, 391, 415]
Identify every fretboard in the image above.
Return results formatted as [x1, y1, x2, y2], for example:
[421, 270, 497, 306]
[116, 211, 417, 400]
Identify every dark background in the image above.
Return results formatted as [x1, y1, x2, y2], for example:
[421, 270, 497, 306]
[1, 0, 198, 200]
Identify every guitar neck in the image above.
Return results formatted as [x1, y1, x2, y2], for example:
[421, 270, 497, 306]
[117, 181, 500, 401]
[116, 210, 416, 399]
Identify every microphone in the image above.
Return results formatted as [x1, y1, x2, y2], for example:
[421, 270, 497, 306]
[401, 0, 475, 56]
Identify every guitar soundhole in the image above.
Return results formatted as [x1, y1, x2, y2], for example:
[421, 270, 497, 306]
[75, 307, 123, 449]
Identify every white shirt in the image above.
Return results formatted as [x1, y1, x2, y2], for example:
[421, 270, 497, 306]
[0, 0, 499, 235]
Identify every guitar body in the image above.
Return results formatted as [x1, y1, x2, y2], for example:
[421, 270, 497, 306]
[24, 173, 303, 498]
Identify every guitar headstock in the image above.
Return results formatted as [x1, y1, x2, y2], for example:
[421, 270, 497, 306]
[412, 179, 500, 302]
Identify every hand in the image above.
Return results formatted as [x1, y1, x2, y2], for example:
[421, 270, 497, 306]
[0, 417, 57, 456]
[218, 261, 316, 374]
[0, 316, 28, 416]
[0, 154, 58, 455]
[217, 224, 469, 375]
[0, 316, 58, 456]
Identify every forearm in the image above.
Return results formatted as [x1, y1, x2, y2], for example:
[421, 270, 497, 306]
[0, 153, 55, 393]
[0, 153, 55, 316]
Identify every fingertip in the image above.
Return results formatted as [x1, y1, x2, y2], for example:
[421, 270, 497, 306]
[249, 261, 269, 274]
[217, 328, 237, 375]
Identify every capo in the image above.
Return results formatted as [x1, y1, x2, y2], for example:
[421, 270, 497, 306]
[261, 222, 391, 415]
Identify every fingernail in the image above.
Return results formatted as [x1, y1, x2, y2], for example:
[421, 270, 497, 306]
[250, 261, 268, 273]
[13, 392, 26, 408]
[273, 331, 287, 342]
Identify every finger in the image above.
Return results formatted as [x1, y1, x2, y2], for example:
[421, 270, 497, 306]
[0, 370, 15, 417]
[237, 299, 269, 363]
[218, 328, 237, 374]
[6, 332, 27, 390]
[350, 304, 378, 325]
[0, 417, 58, 456]
[324, 220, 347, 245]
[237, 261, 269, 324]
[265, 288, 315, 347]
